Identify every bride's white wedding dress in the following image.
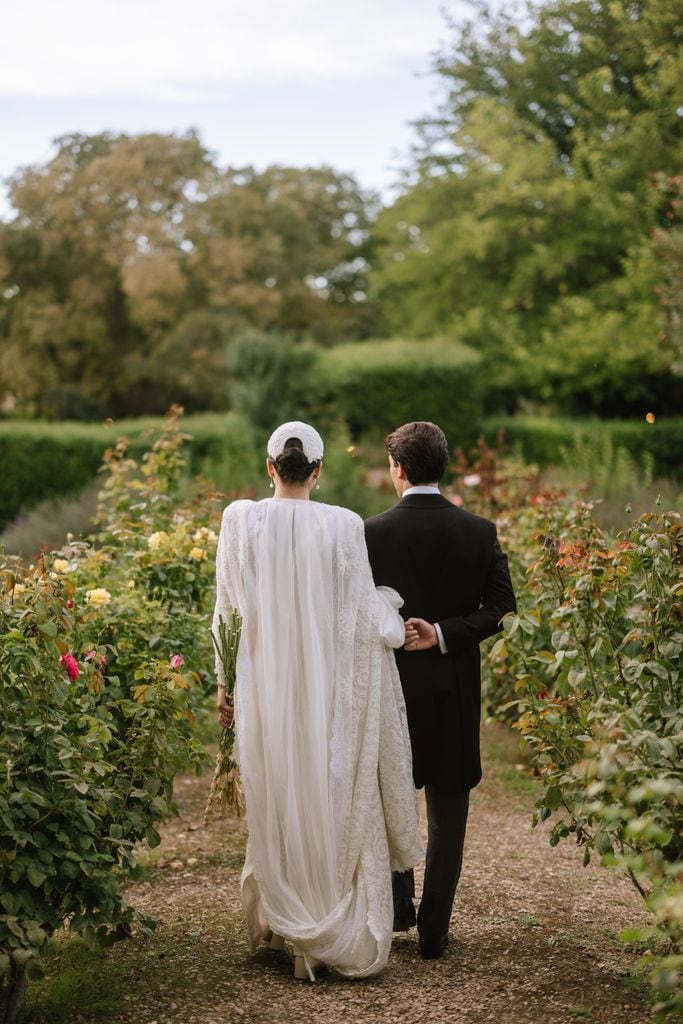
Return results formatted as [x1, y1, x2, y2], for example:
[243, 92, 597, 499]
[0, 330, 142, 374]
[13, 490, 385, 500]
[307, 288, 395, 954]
[213, 497, 423, 978]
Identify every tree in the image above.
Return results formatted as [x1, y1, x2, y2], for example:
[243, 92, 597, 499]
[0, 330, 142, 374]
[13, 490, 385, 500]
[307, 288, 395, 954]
[0, 131, 211, 416]
[184, 164, 379, 340]
[652, 171, 683, 378]
[370, 0, 683, 414]
[0, 136, 378, 418]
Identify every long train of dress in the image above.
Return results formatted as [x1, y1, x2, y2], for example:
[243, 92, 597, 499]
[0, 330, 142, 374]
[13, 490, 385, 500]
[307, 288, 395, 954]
[213, 498, 423, 978]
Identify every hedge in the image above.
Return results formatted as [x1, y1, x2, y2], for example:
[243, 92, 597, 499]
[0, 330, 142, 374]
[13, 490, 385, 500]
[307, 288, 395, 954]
[4, 407, 680, 530]
[0, 413, 256, 529]
[483, 415, 683, 481]
[310, 339, 483, 447]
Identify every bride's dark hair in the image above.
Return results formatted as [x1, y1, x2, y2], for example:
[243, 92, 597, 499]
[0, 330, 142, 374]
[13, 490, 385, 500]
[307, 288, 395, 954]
[272, 437, 320, 484]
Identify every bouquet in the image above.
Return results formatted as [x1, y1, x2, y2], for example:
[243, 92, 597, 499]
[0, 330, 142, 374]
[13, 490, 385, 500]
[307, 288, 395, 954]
[204, 609, 245, 822]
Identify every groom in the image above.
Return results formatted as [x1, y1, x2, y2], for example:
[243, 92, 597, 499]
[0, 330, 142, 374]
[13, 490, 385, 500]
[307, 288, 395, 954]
[364, 421, 516, 959]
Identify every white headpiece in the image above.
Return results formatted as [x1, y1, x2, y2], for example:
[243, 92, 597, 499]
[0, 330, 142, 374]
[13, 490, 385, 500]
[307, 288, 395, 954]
[267, 421, 324, 463]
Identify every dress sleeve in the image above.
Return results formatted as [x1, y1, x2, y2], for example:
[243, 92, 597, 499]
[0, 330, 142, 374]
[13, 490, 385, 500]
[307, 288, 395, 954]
[343, 511, 405, 649]
[374, 586, 405, 649]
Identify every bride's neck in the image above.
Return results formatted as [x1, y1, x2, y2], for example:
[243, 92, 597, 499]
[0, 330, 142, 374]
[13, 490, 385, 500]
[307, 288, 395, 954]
[272, 483, 311, 500]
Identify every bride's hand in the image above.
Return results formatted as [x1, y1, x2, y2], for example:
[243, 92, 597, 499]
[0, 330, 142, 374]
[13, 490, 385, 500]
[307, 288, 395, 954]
[217, 685, 234, 728]
[404, 617, 438, 651]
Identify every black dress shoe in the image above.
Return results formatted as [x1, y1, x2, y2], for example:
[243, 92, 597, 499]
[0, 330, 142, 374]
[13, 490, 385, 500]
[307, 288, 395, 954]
[418, 934, 449, 959]
[392, 897, 416, 932]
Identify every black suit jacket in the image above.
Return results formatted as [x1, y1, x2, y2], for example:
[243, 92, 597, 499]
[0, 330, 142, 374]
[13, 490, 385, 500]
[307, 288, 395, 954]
[365, 493, 516, 792]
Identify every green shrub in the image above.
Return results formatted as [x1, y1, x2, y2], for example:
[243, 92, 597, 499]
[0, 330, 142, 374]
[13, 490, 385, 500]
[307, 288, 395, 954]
[0, 409, 222, 1020]
[311, 339, 483, 446]
[228, 330, 320, 431]
[0, 421, 132, 531]
[483, 493, 682, 1019]
[483, 416, 683, 481]
[451, 433, 682, 1016]
[0, 412, 258, 529]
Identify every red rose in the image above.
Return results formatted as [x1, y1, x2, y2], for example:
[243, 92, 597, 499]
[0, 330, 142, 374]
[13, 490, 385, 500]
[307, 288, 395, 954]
[59, 652, 80, 681]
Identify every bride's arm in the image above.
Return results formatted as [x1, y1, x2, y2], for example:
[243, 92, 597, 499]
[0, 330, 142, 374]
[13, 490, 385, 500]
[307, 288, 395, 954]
[343, 511, 405, 648]
[374, 585, 405, 649]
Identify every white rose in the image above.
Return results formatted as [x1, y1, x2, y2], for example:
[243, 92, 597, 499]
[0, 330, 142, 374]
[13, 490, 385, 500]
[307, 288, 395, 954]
[147, 531, 170, 551]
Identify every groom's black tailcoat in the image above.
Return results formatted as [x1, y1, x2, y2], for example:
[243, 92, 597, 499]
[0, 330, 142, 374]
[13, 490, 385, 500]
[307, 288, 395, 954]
[365, 493, 516, 793]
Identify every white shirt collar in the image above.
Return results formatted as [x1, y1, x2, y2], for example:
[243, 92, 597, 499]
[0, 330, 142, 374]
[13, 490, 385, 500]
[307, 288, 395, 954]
[403, 485, 441, 496]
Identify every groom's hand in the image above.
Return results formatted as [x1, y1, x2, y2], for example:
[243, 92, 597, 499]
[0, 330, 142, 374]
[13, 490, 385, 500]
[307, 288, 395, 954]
[404, 617, 438, 651]
[217, 685, 234, 728]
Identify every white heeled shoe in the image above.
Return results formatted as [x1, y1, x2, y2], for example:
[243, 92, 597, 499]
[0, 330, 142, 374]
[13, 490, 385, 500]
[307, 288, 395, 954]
[293, 945, 315, 981]
[263, 929, 285, 951]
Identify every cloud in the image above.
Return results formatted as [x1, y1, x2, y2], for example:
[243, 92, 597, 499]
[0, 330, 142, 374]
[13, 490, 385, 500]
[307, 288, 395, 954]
[1, 0, 450, 99]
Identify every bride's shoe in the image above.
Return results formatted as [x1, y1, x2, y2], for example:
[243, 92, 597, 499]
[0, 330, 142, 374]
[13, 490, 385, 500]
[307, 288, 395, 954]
[263, 929, 285, 951]
[293, 945, 314, 981]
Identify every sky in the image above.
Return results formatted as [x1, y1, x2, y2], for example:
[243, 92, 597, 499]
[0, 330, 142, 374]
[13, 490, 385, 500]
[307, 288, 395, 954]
[0, 0, 466, 215]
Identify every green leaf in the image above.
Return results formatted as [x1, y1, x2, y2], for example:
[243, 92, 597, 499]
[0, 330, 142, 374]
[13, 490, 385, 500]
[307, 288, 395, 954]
[26, 926, 47, 949]
[26, 957, 46, 981]
[0, 892, 16, 914]
[489, 637, 507, 660]
[595, 831, 613, 855]
[27, 864, 48, 888]
[38, 621, 58, 638]
[645, 660, 669, 680]
[545, 787, 563, 811]
[145, 826, 161, 848]
[533, 650, 556, 663]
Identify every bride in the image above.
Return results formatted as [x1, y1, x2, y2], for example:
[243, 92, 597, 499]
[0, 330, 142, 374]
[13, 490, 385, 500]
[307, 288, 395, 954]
[213, 421, 423, 981]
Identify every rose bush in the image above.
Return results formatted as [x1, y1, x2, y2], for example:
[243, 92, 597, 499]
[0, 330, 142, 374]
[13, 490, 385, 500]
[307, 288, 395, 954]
[0, 408, 223, 1022]
[454, 437, 682, 1021]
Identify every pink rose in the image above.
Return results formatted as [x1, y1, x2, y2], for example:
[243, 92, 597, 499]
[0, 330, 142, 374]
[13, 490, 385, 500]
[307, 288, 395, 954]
[170, 654, 183, 669]
[85, 650, 107, 666]
[67, 600, 74, 609]
[59, 653, 80, 681]
[450, 494, 464, 507]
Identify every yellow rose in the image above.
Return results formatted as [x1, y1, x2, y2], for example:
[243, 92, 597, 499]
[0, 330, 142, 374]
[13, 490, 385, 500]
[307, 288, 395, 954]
[147, 531, 170, 551]
[12, 583, 25, 597]
[53, 558, 70, 573]
[193, 527, 218, 545]
[189, 546, 205, 561]
[86, 588, 111, 607]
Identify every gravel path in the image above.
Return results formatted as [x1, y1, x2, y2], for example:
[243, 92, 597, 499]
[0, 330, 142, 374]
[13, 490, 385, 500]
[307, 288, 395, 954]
[44, 722, 655, 1024]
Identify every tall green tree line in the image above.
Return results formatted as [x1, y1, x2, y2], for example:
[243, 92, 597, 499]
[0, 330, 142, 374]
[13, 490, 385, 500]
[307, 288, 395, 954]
[0, 132, 377, 417]
[0, 0, 680, 420]
[370, 0, 682, 415]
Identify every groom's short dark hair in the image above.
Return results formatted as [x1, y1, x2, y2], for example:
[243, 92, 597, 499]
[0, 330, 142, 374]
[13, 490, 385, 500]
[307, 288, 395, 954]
[385, 421, 449, 484]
